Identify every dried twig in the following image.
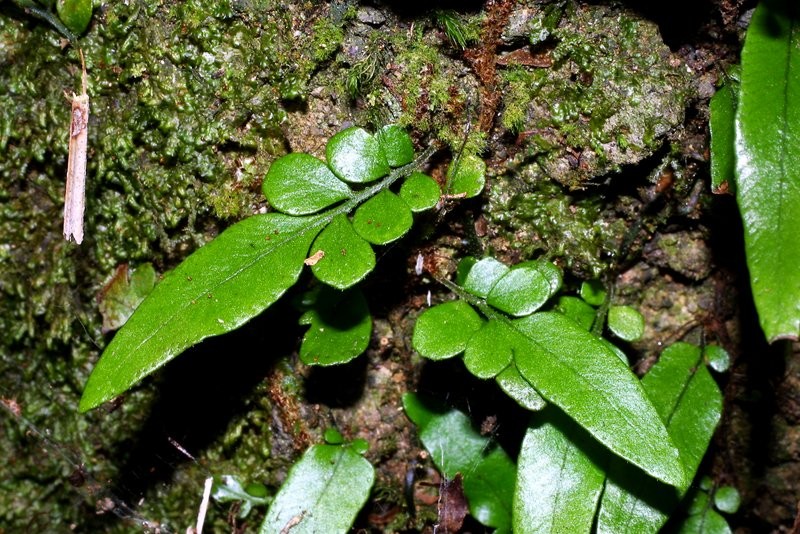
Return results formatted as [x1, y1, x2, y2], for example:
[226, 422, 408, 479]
[64, 49, 89, 244]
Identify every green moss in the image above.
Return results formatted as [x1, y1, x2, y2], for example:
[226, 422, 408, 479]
[486, 177, 628, 279]
[0, 2, 346, 530]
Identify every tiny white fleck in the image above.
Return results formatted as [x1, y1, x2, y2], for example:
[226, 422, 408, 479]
[426, 290, 431, 307]
[415, 253, 424, 275]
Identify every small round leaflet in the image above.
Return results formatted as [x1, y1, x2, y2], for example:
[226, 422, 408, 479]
[400, 172, 440, 212]
[607, 305, 645, 341]
[377, 124, 414, 167]
[263, 153, 351, 215]
[57, 0, 93, 35]
[463, 257, 510, 298]
[352, 190, 413, 245]
[447, 154, 486, 198]
[464, 320, 513, 378]
[310, 214, 376, 289]
[326, 127, 390, 183]
[487, 266, 552, 316]
[413, 300, 483, 360]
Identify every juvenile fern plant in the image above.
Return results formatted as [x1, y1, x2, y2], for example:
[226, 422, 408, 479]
[79, 125, 485, 411]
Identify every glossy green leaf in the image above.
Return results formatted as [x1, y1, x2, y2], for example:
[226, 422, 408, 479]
[677, 508, 732, 534]
[580, 279, 606, 306]
[530, 260, 563, 295]
[324, 427, 345, 444]
[487, 264, 553, 317]
[57, 0, 92, 35]
[462, 257, 510, 298]
[80, 214, 322, 412]
[597, 342, 723, 532]
[326, 126, 390, 183]
[298, 287, 371, 365]
[447, 153, 486, 198]
[352, 190, 413, 245]
[735, 0, 800, 341]
[554, 296, 596, 331]
[514, 409, 606, 534]
[403, 393, 515, 531]
[212, 475, 269, 519]
[260, 444, 374, 534]
[455, 256, 478, 285]
[641, 342, 722, 480]
[377, 124, 414, 167]
[495, 364, 546, 411]
[513, 312, 685, 487]
[399, 171, 441, 212]
[309, 215, 375, 289]
[710, 82, 738, 195]
[263, 153, 352, 215]
[412, 300, 484, 360]
[607, 305, 645, 341]
[464, 320, 514, 378]
[704, 344, 731, 373]
[713, 486, 741, 514]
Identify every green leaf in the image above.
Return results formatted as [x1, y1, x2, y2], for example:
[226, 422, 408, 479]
[447, 154, 486, 198]
[463, 320, 514, 378]
[412, 300, 484, 360]
[326, 126, 390, 183]
[495, 364, 547, 411]
[57, 0, 92, 35]
[597, 342, 723, 532]
[514, 409, 606, 534]
[377, 124, 414, 167]
[309, 214, 376, 289]
[735, 0, 800, 341]
[710, 82, 738, 195]
[677, 508, 732, 534]
[260, 444, 374, 534]
[580, 279, 606, 306]
[487, 264, 554, 317]
[554, 296, 596, 331]
[641, 342, 722, 482]
[399, 171, 441, 212]
[512, 312, 685, 487]
[531, 260, 563, 295]
[607, 305, 645, 342]
[704, 345, 731, 373]
[324, 427, 345, 444]
[263, 153, 352, 215]
[298, 287, 371, 365]
[212, 475, 270, 519]
[713, 486, 741, 514]
[352, 190, 413, 245]
[403, 393, 515, 531]
[80, 214, 322, 412]
[97, 263, 157, 333]
[462, 257, 510, 298]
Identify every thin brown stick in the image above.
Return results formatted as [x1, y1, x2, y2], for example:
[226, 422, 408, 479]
[64, 49, 89, 244]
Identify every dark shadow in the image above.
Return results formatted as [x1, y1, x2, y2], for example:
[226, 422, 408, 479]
[601, 0, 717, 49]
[303, 355, 369, 407]
[380, 1, 485, 18]
[416, 358, 529, 458]
[104, 295, 301, 505]
[704, 192, 786, 531]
